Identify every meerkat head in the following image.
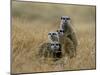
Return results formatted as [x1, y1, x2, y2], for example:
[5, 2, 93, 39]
[60, 16, 71, 32]
[57, 29, 65, 36]
[61, 16, 70, 23]
[50, 42, 61, 51]
[48, 32, 59, 42]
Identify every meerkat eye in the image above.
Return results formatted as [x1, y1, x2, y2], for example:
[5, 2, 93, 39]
[60, 30, 63, 32]
[51, 44, 54, 45]
[60, 29, 64, 32]
[53, 33, 56, 35]
[52, 33, 54, 35]
[61, 30, 64, 32]
[67, 18, 70, 20]
[52, 44, 54, 45]
[63, 18, 65, 20]
[48, 33, 51, 35]
[56, 44, 58, 46]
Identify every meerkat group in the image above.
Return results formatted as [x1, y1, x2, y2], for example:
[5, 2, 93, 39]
[38, 16, 78, 60]
[39, 42, 62, 58]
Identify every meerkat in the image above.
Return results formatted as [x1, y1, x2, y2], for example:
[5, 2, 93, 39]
[38, 32, 61, 60]
[48, 32, 62, 59]
[60, 16, 78, 56]
[48, 32, 59, 42]
[57, 29, 75, 58]
[38, 41, 62, 59]
[50, 42, 62, 59]
[48, 31, 75, 58]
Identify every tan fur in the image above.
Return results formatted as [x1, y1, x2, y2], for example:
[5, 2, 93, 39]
[60, 17, 78, 57]
[59, 34, 75, 58]
[38, 42, 52, 58]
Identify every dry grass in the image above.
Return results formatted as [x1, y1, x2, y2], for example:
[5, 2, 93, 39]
[12, 1, 96, 74]
[12, 17, 95, 74]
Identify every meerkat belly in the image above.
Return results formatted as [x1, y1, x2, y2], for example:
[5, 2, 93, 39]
[59, 36, 75, 58]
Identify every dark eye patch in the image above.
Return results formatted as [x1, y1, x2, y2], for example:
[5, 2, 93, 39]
[61, 17, 66, 20]
[58, 44, 60, 46]
[60, 30, 62, 32]
[52, 33, 56, 35]
[60, 30, 64, 33]
[48, 33, 51, 35]
[63, 18, 65, 20]
[52, 44, 54, 45]
[56, 44, 59, 46]
[67, 18, 70, 20]
[52, 33, 54, 35]
[61, 16, 70, 20]
[51, 44, 54, 46]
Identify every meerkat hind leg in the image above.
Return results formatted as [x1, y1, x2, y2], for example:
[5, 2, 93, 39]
[63, 37, 76, 58]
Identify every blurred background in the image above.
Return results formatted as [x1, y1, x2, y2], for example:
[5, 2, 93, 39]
[12, 1, 96, 74]
[12, 1, 95, 24]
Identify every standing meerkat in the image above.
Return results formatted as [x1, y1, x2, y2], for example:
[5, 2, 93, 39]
[60, 16, 78, 56]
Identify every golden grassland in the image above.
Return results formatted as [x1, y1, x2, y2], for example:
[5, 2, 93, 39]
[12, 1, 96, 74]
